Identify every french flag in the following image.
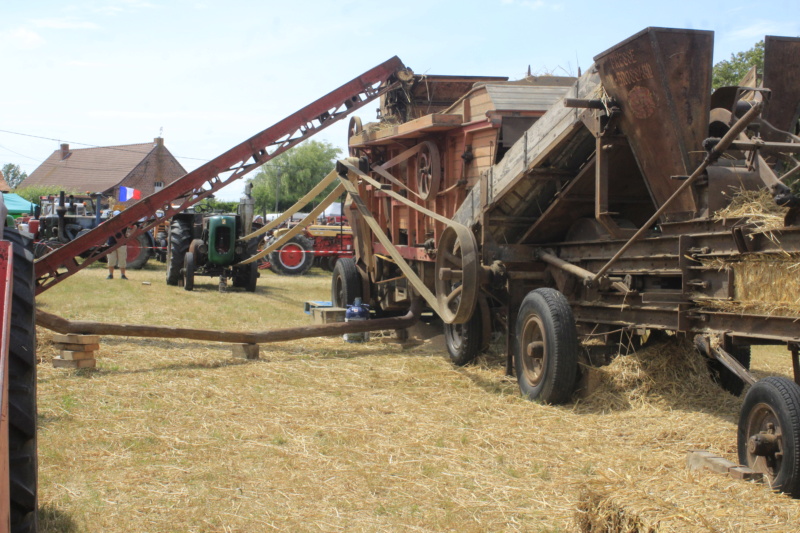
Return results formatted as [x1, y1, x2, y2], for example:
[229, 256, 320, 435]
[118, 187, 141, 202]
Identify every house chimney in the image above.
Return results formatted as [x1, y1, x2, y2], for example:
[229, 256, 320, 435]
[60, 143, 70, 160]
[154, 137, 164, 147]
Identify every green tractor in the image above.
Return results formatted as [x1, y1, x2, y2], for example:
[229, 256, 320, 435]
[166, 191, 259, 292]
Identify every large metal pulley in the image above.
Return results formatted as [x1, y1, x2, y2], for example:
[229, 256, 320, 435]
[416, 141, 441, 200]
[435, 225, 479, 324]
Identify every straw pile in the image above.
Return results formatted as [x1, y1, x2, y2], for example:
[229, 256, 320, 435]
[713, 187, 788, 234]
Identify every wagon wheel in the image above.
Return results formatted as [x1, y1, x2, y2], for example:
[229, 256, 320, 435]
[348, 116, 363, 157]
[738, 376, 800, 496]
[417, 141, 441, 201]
[434, 224, 479, 324]
[515, 288, 579, 404]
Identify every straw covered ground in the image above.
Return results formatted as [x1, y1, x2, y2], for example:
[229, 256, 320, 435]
[34, 263, 800, 532]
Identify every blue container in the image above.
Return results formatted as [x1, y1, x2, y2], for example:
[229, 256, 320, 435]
[344, 297, 370, 343]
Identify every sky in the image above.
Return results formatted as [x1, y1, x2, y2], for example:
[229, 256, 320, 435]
[2, 0, 799, 201]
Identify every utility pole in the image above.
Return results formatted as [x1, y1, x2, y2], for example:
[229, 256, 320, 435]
[274, 165, 281, 213]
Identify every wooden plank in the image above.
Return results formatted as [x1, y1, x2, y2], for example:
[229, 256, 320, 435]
[52, 334, 100, 345]
[453, 70, 600, 227]
[53, 357, 96, 369]
[54, 343, 100, 352]
[59, 350, 96, 361]
[350, 114, 463, 146]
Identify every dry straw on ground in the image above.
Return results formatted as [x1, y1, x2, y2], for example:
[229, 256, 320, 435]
[34, 265, 800, 532]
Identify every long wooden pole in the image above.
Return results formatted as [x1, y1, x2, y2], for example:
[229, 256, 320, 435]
[36, 300, 421, 344]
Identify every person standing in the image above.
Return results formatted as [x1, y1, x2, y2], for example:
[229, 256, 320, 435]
[106, 210, 128, 280]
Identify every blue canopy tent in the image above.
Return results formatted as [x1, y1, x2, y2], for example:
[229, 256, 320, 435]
[2, 193, 37, 218]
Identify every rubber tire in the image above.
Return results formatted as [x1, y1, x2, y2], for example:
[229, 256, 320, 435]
[183, 252, 195, 291]
[738, 376, 800, 497]
[6, 229, 39, 532]
[514, 288, 579, 405]
[331, 258, 361, 308]
[710, 345, 751, 397]
[125, 232, 152, 270]
[444, 302, 482, 366]
[233, 239, 258, 292]
[33, 240, 60, 259]
[167, 219, 192, 286]
[269, 235, 315, 276]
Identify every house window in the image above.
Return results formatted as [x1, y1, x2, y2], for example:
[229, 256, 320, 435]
[154, 181, 164, 192]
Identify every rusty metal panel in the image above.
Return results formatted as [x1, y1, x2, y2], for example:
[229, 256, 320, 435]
[762, 35, 800, 137]
[0, 241, 12, 533]
[594, 27, 714, 220]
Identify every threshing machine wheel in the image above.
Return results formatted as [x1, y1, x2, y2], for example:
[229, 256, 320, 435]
[125, 232, 152, 270]
[331, 257, 362, 308]
[416, 141, 441, 201]
[514, 288, 579, 405]
[268, 235, 315, 276]
[166, 219, 192, 286]
[182, 252, 195, 291]
[6, 229, 39, 532]
[348, 116, 363, 157]
[444, 301, 483, 366]
[738, 376, 800, 497]
[434, 224, 479, 324]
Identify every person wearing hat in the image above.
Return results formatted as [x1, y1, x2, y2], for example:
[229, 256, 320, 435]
[106, 210, 128, 280]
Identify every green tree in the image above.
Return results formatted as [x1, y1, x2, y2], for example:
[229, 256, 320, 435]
[2, 163, 28, 189]
[247, 140, 342, 214]
[14, 185, 76, 205]
[712, 41, 764, 90]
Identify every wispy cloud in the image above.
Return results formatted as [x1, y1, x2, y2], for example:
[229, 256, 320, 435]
[501, 0, 563, 10]
[67, 60, 109, 68]
[32, 18, 99, 30]
[1, 28, 45, 50]
[94, 0, 157, 16]
[730, 20, 800, 41]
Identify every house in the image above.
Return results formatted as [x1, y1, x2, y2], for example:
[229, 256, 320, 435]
[20, 138, 187, 204]
[0, 171, 11, 193]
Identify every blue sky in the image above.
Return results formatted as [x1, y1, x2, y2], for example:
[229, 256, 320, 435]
[2, 0, 798, 200]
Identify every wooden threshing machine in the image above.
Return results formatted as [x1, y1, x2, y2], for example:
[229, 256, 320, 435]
[334, 28, 800, 496]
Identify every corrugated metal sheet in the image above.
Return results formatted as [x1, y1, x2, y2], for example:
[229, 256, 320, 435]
[484, 85, 573, 112]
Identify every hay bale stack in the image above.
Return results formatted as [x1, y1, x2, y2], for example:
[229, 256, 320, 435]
[706, 188, 800, 316]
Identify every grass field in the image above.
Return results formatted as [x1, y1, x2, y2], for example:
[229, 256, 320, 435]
[34, 262, 800, 532]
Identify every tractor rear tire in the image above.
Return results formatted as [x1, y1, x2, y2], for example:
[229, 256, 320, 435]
[331, 258, 361, 308]
[268, 235, 315, 276]
[167, 219, 192, 286]
[514, 288, 579, 405]
[6, 229, 39, 532]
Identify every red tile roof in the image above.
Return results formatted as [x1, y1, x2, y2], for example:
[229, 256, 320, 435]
[22, 142, 159, 193]
[0, 170, 10, 193]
